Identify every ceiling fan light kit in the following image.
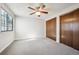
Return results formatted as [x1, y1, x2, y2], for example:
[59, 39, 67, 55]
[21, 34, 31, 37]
[36, 12, 40, 15]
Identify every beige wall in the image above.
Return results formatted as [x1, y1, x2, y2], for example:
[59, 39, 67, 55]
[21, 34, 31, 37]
[15, 17, 45, 40]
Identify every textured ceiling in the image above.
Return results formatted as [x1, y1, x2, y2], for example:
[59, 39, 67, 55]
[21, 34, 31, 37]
[6, 3, 76, 20]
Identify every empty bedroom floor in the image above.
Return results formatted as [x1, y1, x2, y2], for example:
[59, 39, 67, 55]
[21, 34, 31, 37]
[1, 38, 79, 55]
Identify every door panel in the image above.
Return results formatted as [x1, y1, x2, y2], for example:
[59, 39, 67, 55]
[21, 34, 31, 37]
[73, 9, 79, 50]
[46, 18, 56, 41]
[60, 12, 73, 47]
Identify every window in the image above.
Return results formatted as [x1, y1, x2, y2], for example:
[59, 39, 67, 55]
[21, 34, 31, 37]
[0, 9, 13, 32]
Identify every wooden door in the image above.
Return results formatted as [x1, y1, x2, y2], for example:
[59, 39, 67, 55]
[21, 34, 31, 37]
[60, 8, 79, 50]
[60, 11, 73, 47]
[46, 18, 56, 41]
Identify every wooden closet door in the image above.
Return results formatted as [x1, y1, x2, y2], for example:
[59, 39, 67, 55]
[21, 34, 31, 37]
[46, 18, 56, 40]
[73, 9, 79, 50]
[60, 9, 79, 50]
[60, 12, 74, 47]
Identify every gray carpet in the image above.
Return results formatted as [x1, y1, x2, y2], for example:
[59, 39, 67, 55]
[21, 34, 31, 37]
[1, 38, 79, 55]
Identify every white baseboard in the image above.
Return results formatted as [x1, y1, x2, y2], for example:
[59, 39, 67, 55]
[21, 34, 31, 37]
[15, 37, 46, 40]
[0, 40, 14, 53]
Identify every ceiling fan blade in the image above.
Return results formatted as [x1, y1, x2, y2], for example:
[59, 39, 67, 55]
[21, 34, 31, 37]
[41, 11, 48, 14]
[28, 7, 35, 10]
[30, 12, 36, 15]
[40, 3, 45, 9]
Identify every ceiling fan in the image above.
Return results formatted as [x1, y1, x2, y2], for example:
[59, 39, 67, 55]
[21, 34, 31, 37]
[28, 3, 48, 17]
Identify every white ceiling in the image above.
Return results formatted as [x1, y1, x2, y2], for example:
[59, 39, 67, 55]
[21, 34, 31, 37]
[6, 3, 77, 20]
